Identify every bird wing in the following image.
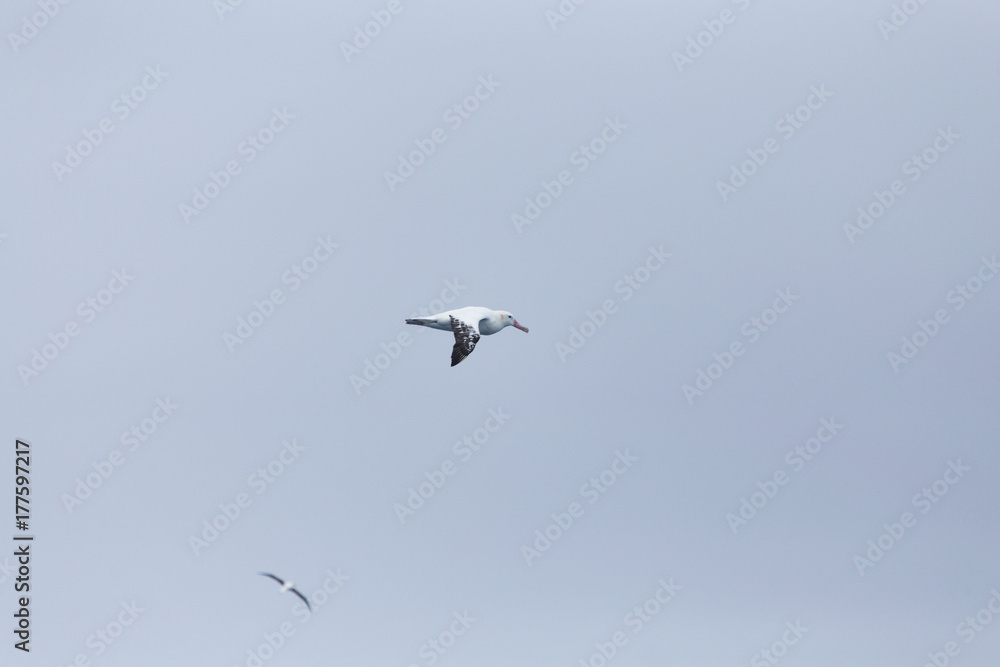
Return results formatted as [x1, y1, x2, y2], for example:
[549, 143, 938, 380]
[290, 587, 312, 610]
[450, 315, 481, 367]
[258, 572, 285, 586]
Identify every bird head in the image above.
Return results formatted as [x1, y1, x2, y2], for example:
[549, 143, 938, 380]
[500, 311, 529, 332]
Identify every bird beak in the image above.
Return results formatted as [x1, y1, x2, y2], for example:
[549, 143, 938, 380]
[513, 320, 529, 333]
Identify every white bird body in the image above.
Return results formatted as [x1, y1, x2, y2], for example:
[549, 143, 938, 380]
[406, 307, 515, 335]
[258, 572, 311, 610]
[406, 306, 528, 366]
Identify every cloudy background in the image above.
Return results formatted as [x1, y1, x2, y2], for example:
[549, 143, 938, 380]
[2, 0, 999, 665]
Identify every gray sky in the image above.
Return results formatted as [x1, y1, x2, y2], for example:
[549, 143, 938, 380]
[2, 1, 1000, 666]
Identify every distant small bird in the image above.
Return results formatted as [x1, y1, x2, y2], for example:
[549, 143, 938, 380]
[258, 572, 311, 610]
[406, 306, 529, 366]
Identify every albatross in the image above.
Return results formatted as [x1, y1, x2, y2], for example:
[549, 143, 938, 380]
[258, 572, 311, 610]
[406, 306, 529, 366]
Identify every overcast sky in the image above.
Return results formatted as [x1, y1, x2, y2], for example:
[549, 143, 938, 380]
[2, 1, 1000, 666]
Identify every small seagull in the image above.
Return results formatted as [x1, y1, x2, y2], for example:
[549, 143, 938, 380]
[258, 572, 311, 610]
[406, 306, 529, 366]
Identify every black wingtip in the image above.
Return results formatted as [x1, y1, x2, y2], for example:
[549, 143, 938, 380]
[292, 589, 312, 611]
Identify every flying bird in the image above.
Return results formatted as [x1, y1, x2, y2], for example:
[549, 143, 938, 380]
[258, 572, 311, 610]
[406, 306, 529, 366]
